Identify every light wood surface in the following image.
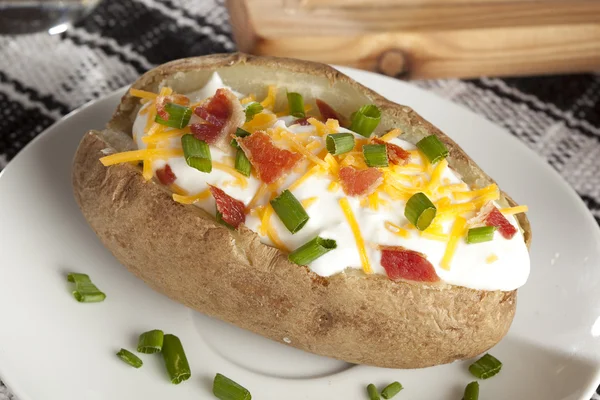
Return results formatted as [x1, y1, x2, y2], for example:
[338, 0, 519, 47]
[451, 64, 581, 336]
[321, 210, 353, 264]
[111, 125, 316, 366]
[254, 24, 600, 79]
[245, 0, 600, 35]
[300, 0, 554, 6]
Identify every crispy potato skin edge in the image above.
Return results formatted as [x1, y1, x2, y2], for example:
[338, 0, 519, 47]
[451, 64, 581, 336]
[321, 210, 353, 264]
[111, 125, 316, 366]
[72, 53, 528, 369]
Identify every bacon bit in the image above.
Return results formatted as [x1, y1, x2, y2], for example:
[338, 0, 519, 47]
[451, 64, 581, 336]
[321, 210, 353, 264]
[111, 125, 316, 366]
[191, 88, 244, 149]
[338, 166, 383, 197]
[316, 99, 347, 127]
[486, 207, 517, 239]
[209, 185, 246, 229]
[237, 131, 304, 184]
[156, 164, 176, 185]
[470, 202, 517, 239]
[156, 94, 190, 120]
[294, 117, 311, 126]
[380, 246, 440, 282]
[372, 138, 410, 166]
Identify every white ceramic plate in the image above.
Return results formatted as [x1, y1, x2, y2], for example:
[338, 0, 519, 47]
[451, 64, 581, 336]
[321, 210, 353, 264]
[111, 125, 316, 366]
[1, 67, 600, 400]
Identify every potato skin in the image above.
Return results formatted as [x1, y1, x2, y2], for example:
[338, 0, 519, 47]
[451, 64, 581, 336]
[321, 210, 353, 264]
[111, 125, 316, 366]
[72, 53, 529, 368]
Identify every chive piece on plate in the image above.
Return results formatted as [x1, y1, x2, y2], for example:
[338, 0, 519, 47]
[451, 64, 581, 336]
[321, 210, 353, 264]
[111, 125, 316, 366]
[213, 373, 252, 400]
[68, 275, 106, 303]
[161, 334, 191, 384]
[137, 329, 164, 354]
[463, 381, 479, 400]
[469, 353, 502, 379]
[416, 135, 449, 164]
[116, 348, 143, 368]
[181, 134, 212, 173]
[287, 92, 305, 118]
[270, 190, 310, 234]
[367, 383, 380, 400]
[404, 192, 437, 231]
[363, 143, 388, 167]
[288, 236, 337, 265]
[381, 381, 403, 399]
[466, 226, 497, 244]
[67, 273, 91, 284]
[326, 132, 355, 155]
[155, 103, 192, 129]
[349, 104, 381, 137]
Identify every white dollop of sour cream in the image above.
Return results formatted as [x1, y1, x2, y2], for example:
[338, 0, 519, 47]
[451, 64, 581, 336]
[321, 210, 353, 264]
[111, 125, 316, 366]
[133, 73, 530, 291]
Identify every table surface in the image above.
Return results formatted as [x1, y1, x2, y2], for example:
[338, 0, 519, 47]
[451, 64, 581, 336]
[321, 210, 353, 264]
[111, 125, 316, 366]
[0, 0, 598, 399]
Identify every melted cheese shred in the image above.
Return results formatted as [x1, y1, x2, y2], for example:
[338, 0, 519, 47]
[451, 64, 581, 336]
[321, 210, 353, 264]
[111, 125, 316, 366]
[339, 197, 372, 274]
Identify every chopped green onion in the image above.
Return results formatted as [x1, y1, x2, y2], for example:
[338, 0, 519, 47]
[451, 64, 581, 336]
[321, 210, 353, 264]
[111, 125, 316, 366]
[230, 128, 251, 149]
[463, 381, 479, 400]
[288, 236, 337, 265]
[116, 349, 143, 368]
[137, 329, 164, 354]
[67, 273, 91, 284]
[287, 92, 305, 118]
[381, 382, 403, 399]
[181, 134, 212, 173]
[416, 135, 449, 164]
[235, 149, 252, 177]
[270, 190, 309, 234]
[367, 383, 380, 400]
[326, 133, 355, 155]
[155, 103, 192, 129]
[363, 143, 388, 167]
[469, 353, 502, 379]
[244, 102, 263, 122]
[161, 334, 191, 384]
[404, 192, 437, 231]
[216, 210, 234, 230]
[213, 373, 252, 400]
[349, 104, 381, 137]
[466, 226, 497, 244]
[71, 281, 106, 303]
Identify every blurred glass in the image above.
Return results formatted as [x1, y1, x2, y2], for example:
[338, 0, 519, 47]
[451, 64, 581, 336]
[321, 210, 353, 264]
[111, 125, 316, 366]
[0, 0, 101, 35]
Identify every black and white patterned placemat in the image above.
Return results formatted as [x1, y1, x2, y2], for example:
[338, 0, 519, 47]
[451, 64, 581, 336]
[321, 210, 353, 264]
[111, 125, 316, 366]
[0, 0, 598, 399]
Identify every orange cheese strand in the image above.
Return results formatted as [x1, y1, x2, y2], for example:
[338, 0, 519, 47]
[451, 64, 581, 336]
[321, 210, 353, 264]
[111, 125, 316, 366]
[367, 192, 380, 210]
[142, 157, 154, 181]
[339, 197, 372, 274]
[261, 204, 290, 252]
[438, 183, 469, 194]
[384, 221, 410, 238]
[427, 158, 448, 193]
[289, 165, 323, 192]
[240, 94, 256, 105]
[281, 133, 330, 169]
[486, 254, 499, 264]
[129, 88, 157, 100]
[306, 141, 321, 152]
[243, 112, 277, 132]
[260, 85, 277, 110]
[379, 128, 402, 142]
[453, 183, 499, 201]
[247, 183, 269, 210]
[213, 161, 248, 188]
[301, 197, 318, 209]
[100, 149, 183, 166]
[440, 216, 467, 270]
[144, 105, 158, 132]
[172, 189, 211, 204]
[142, 126, 190, 144]
[499, 205, 529, 215]
[328, 181, 340, 192]
[323, 153, 340, 175]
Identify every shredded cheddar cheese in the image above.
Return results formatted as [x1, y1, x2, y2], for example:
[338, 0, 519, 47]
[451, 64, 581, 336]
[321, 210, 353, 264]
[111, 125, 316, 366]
[328, 181, 340, 192]
[486, 254, 499, 264]
[438, 183, 469, 194]
[301, 197, 318, 209]
[261, 204, 290, 251]
[499, 205, 529, 215]
[440, 216, 467, 270]
[306, 141, 321, 152]
[260, 86, 277, 110]
[281, 132, 330, 169]
[240, 94, 256, 105]
[243, 112, 277, 132]
[339, 197, 372, 274]
[130, 88, 158, 100]
[247, 183, 268, 210]
[384, 221, 410, 238]
[288, 165, 322, 192]
[426, 158, 448, 193]
[170, 183, 188, 196]
[213, 161, 249, 188]
[172, 189, 211, 204]
[453, 184, 499, 201]
[141, 126, 190, 144]
[367, 192, 380, 210]
[379, 128, 402, 142]
[100, 148, 184, 166]
[323, 153, 340, 175]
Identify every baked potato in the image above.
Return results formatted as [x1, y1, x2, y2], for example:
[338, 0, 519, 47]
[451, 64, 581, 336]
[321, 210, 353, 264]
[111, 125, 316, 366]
[72, 53, 531, 368]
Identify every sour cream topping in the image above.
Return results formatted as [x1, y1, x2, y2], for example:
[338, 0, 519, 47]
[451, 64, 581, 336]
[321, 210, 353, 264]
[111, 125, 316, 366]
[132, 73, 530, 291]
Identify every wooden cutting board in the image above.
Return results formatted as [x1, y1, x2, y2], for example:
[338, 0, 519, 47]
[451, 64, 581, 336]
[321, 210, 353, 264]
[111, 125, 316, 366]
[226, 0, 600, 79]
